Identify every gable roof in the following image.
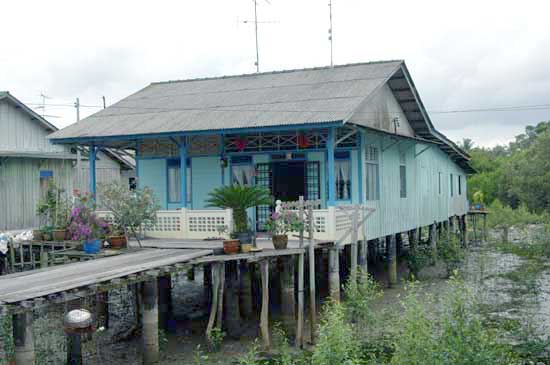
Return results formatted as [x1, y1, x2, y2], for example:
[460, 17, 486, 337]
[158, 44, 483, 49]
[0, 91, 134, 169]
[47, 60, 471, 172]
[0, 91, 58, 132]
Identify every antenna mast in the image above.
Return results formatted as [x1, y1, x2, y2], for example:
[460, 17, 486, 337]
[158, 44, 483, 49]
[254, 0, 260, 72]
[328, 0, 334, 67]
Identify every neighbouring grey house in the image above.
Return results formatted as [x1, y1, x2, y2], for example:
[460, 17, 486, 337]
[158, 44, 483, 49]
[0, 92, 135, 230]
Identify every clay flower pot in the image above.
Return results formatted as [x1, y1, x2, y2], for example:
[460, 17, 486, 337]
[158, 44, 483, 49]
[223, 239, 240, 255]
[108, 235, 128, 249]
[53, 229, 66, 241]
[272, 234, 288, 250]
[32, 230, 43, 241]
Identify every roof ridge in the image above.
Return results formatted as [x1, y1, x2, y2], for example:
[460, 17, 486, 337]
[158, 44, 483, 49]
[151, 59, 404, 86]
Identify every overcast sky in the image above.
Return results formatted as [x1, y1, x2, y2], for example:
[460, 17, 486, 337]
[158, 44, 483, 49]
[1, 0, 549, 147]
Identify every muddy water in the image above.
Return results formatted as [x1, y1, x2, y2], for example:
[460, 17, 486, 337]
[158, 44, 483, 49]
[3, 239, 550, 364]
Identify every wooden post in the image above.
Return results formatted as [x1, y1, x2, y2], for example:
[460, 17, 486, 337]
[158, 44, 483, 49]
[13, 305, 35, 365]
[430, 223, 438, 264]
[367, 239, 376, 264]
[461, 215, 468, 247]
[408, 229, 417, 257]
[387, 235, 397, 287]
[483, 214, 488, 243]
[240, 261, 253, 319]
[259, 260, 270, 349]
[349, 205, 359, 286]
[359, 240, 368, 274]
[206, 263, 224, 342]
[279, 257, 295, 334]
[96, 291, 109, 329]
[187, 267, 195, 281]
[40, 251, 48, 268]
[158, 274, 172, 329]
[224, 261, 241, 338]
[396, 232, 403, 258]
[141, 277, 159, 365]
[66, 331, 82, 365]
[295, 196, 305, 348]
[203, 264, 212, 304]
[328, 246, 340, 301]
[307, 205, 317, 344]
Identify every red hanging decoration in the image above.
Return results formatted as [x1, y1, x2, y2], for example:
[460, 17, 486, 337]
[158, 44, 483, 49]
[235, 137, 247, 152]
[297, 134, 310, 149]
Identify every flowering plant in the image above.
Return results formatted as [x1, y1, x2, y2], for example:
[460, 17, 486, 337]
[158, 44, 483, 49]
[264, 206, 305, 236]
[68, 190, 109, 241]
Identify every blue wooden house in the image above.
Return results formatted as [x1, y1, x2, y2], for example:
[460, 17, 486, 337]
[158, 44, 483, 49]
[49, 60, 473, 241]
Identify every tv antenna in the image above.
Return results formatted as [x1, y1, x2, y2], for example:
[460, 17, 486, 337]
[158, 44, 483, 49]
[35, 93, 61, 119]
[240, 0, 278, 73]
[328, 0, 334, 67]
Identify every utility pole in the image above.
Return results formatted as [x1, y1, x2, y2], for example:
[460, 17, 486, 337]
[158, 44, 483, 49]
[328, 0, 334, 67]
[75, 98, 80, 122]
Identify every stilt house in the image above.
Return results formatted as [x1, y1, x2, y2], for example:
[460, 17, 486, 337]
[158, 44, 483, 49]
[48, 60, 473, 241]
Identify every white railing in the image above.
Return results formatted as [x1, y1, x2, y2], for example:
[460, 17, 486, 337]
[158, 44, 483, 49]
[96, 209, 233, 240]
[184, 209, 233, 239]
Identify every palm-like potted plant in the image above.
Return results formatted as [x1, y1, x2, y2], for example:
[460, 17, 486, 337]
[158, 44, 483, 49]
[99, 183, 160, 248]
[206, 185, 271, 253]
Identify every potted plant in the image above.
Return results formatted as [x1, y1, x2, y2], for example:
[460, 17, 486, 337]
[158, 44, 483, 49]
[99, 183, 160, 247]
[36, 182, 70, 241]
[205, 185, 271, 249]
[107, 225, 128, 249]
[215, 225, 239, 254]
[68, 191, 109, 254]
[264, 206, 304, 250]
[42, 226, 54, 241]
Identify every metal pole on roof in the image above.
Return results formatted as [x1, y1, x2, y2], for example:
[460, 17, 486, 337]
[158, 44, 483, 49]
[254, 0, 260, 72]
[74, 98, 80, 122]
[328, 0, 334, 67]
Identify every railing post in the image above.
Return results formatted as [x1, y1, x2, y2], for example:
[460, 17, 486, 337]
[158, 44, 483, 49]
[327, 127, 336, 206]
[179, 138, 187, 209]
[89, 144, 97, 198]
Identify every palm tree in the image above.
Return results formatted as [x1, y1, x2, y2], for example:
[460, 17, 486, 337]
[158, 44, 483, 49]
[206, 185, 272, 233]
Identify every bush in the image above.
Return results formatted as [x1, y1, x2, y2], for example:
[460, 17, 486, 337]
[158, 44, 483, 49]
[343, 270, 382, 327]
[392, 275, 517, 365]
[438, 231, 465, 277]
[311, 301, 360, 365]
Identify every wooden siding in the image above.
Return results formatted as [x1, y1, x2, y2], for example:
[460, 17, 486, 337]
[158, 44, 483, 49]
[361, 130, 468, 240]
[0, 99, 67, 154]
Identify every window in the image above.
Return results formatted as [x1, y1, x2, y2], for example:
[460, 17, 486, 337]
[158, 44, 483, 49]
[438, 172, 442, 195]
[399, 151, 407, 198]
[167, 159, 191, 204]
[335, 151, 351, 200]
[365, 145, 380, 200]
[39, 170, 53, 199]
[450, 173, 454, 197]
[458, 175, 462, 195]
[231, 156, 254, 186]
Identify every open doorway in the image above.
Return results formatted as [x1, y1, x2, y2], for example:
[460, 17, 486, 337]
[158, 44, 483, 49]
[272, 161, 306, 202]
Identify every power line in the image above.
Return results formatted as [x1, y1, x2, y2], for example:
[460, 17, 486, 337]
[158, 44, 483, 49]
[23, 100, 550, 116]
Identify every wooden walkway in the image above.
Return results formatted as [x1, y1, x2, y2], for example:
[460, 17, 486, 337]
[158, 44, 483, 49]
[0, 248, 211, 305]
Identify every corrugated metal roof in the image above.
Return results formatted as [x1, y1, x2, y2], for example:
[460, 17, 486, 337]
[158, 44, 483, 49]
[49, 60, 403, 140]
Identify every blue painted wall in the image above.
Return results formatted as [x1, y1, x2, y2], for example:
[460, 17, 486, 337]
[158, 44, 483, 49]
[191, 156, 222, 209]
[137, 159, 167, 209]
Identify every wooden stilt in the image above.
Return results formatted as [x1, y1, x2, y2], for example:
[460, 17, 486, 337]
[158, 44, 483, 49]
[141, 278, 159, 365]
[328, 247, 340, 301]
[259, 260, 270, 349]
[295, 252, 305, 348]
[396, 233, 403, 258]
[96, 291, 109, 329]
[359, 240, 368, 274]
[430, 223, 438, 264]
[387, 235, 397, 287]
[203, 264, 212, 304]
[13, 304, 35, 365]
[224, 261, 241, 338]
[217, 264, 225, 330]
[349, 205, 359, 286]
[408, 229, 417, 257]
[279, 257, 295, 334]
[367, 239, 376, 264]
[307, 206, 317, 344]
[483, 214, 488, 243]
[240, 260, 253, 319]
[206, 263, 221, 341]
[158, 274, 172, 329]
[187, 267, 195, 281]
[461, 215, 468, 247]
